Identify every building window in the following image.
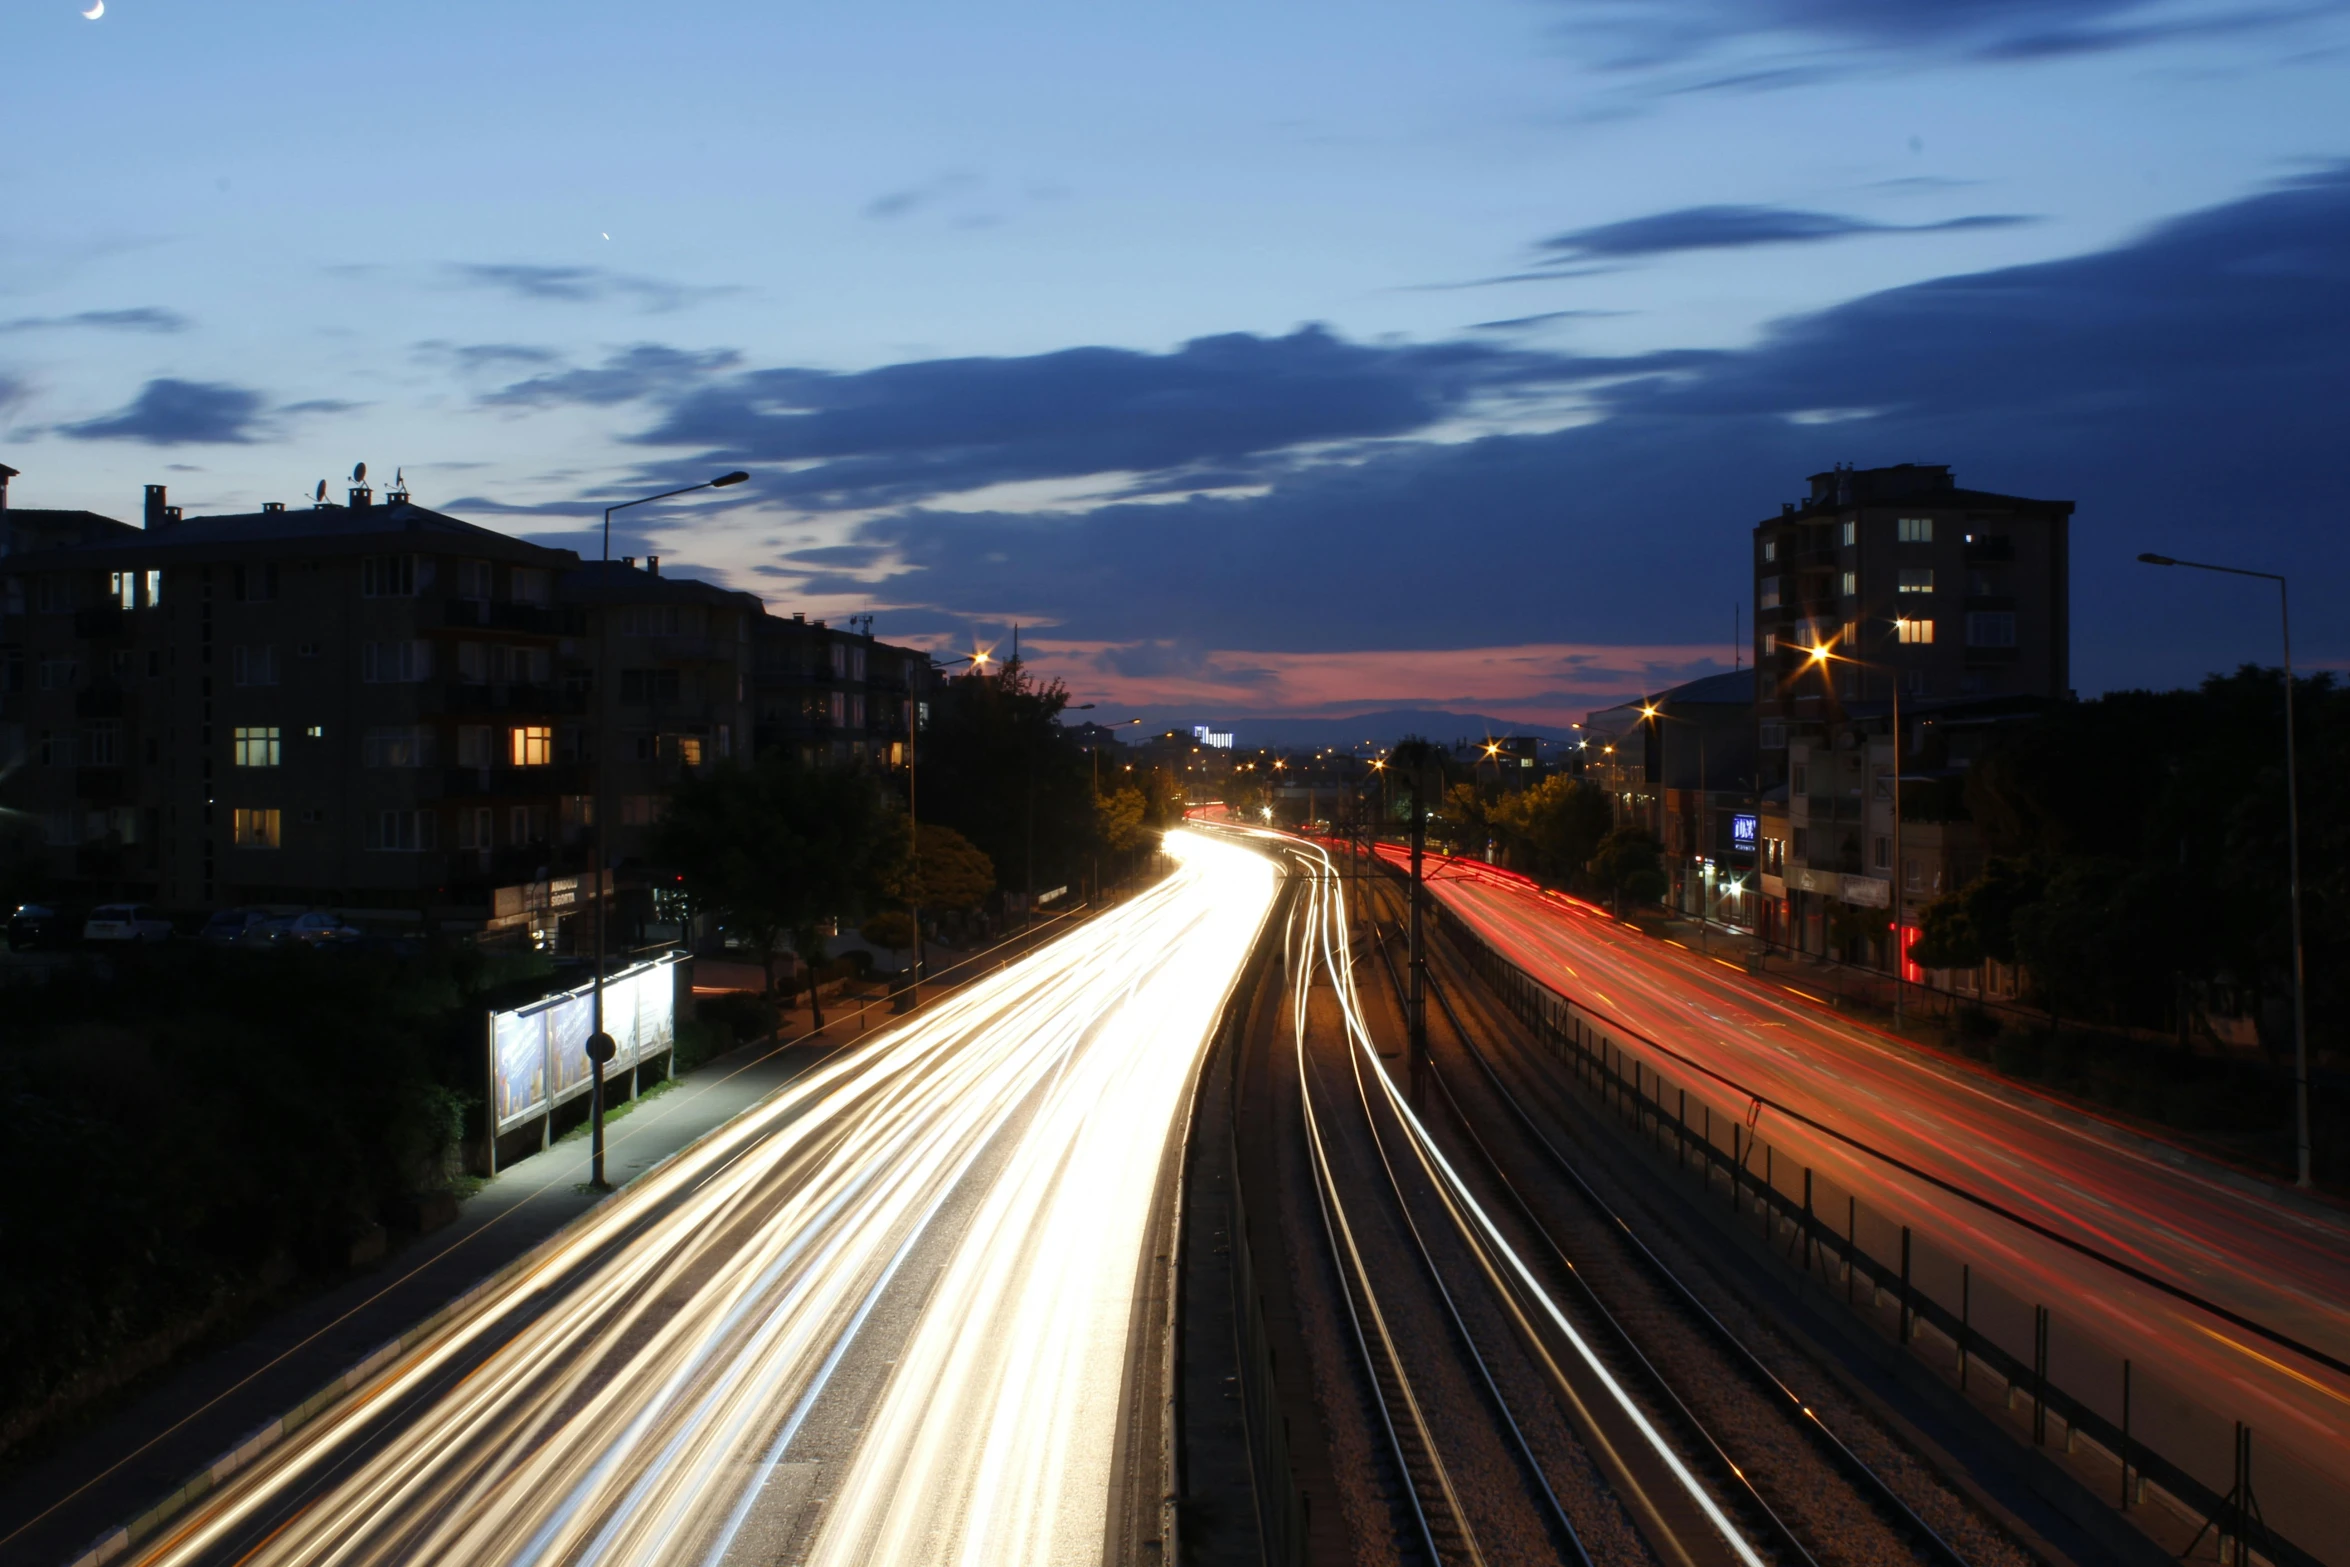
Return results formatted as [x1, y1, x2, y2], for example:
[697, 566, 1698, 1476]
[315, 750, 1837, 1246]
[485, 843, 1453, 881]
[457, 642, 488, 683]
[1897, 568, 1934, 594]
[1903, 856, 1922, 891]
[1758, 577, 1782, 610]
[675, 735, 705, 767]
[828, 691, 846, 726]
[509, 805, 543, 844]
[84, 721, 120, 765]
[233, 726, 281, 767]
[457, 559, 492, 601]
[1791, 763, 1808, 794]
[1841, 519, 1857, 546]
[35, 577, 74, 613]
[510, 725, 554, 766]
[456, 725, 492, 767]
[1761, 539, 1777, 563]
[622, 794, 659, 825]
[1896, 617, 1935, 644]
[38, 655, 78, 692]
[234, 563, 279, 602]
[1761, 632, 1777, 655]
[363, 726, 436, 767]
[233, 645, 280, 686]
[1759, 720, 1786, 750]
[361, 554, 421, 598]
[232, 807, 282, 848]
[510, 567, 550, 606]
[110, 571, 139, 610]
[458, 806, 493, 849]
[1842, 620, 1859, 649]
[1840, 570, 1858, 598]
[1898, 517, 1933, 543]
[1966, 611, 2017, 647]
[717, 723, 733, 758]
[145, 569, 164, 607]
[361, 640, 433, 682]
[619, 667, 681, 704]
[375, 810, 436, 852]
[1874, 835, 1890, 869]
[1791, 827, 1809, 859]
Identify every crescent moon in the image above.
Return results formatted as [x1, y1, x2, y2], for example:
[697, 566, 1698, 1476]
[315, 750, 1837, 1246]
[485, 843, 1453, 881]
[83, 1, 104, 17]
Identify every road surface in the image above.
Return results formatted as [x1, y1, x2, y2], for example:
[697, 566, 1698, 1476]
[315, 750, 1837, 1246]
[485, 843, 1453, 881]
[1395, 849, 2350, 1524]
[119, 828, 1276, 1567]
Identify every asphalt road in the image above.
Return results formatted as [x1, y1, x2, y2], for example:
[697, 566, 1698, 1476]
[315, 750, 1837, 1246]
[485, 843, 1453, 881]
[1400, 849, 2350, 1538]
[117, 829, 1276, 1567]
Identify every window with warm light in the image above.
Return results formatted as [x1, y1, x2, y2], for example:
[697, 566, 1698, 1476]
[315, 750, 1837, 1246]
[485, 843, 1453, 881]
[1897, 568, 1934, 594]
[510, 725, 554, 766]
[1840, 570, 1858, 597]
[232, 807, 281, 848]
[1897, 618, 1935, 644]
[233, 726, 281, 767]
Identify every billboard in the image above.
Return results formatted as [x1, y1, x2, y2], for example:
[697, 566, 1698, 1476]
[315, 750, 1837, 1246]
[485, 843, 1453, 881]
[1731, 813, 1758, 851]
[489, 954, 684, 1137]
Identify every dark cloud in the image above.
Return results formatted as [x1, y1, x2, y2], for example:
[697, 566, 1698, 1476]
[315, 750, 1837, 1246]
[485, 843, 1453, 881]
[443, 264, 740, 313]
[1558, 0, 2323, 68]
[0, 307, 189, 334]
[864, 171, 983, 221]
[631, 325, 1713, 509]
[59, 379, 267, 445]
[1537, 204, 2032, 261]
[483, 344, 743, 408]
[777, 167, 2350, 698]
[414, 341, 564, 375]
[1466, 309, 1628, 331]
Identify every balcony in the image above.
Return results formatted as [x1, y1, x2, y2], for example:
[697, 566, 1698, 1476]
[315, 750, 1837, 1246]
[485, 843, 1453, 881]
[1962, 535, 2015, 562]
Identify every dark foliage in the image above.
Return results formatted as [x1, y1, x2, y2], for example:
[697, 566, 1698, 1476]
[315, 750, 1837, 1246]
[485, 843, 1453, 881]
[917, 662, 1094, 900]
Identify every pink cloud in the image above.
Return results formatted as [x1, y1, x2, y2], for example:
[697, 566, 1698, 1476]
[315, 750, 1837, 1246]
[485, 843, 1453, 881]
[1014, 639, 1738, 725]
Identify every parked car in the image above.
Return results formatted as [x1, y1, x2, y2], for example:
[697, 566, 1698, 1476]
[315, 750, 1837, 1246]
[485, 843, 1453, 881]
[200, 907, 277, 946]
[7, 903, 64, 951]
[83, 903, 174, 944]
[237, 911, 361, 949]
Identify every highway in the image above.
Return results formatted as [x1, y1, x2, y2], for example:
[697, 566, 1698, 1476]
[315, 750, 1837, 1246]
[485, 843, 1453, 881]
[119, 828, 1276, 1567]
[1395, 849, 2350, 1510]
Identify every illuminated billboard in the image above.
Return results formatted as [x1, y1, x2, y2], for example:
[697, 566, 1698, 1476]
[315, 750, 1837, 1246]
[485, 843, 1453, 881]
[489, 954, 684, 1139]
[1731, 813, 1759, 851]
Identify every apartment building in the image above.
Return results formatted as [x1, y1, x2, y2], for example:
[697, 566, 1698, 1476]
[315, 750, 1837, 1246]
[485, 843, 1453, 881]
[1749, 463, 2071, 965]
[1, 470, 936, 939]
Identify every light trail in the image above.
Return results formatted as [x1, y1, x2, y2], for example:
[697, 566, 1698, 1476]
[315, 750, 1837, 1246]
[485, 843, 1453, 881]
[125, 828, 1276, 1567]
[1390, 847, 2350, 1477]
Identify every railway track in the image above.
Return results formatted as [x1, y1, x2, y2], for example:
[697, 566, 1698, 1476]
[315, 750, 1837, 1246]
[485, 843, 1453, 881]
[1237, 830, 1775, 1567]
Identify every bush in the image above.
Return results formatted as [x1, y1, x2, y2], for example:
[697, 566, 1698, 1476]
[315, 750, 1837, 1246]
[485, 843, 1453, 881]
[694, 991, 778, 1045]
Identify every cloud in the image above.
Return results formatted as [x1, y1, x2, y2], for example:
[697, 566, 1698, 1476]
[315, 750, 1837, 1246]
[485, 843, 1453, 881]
[59, 379, 268, 445]
[1536, 204, 2033, 261]
[630, 325, 1713, 510]
[1466, 309, 1628, 331]
[762, 166, 2350, 707]
[1555, 0, 2330, 70]
[0, 306, 189, 334]
[442, 264, 740, 313]
[414, 340, 564, 375]
[864, 171, 983, 221]
[483, 344, 743, 408]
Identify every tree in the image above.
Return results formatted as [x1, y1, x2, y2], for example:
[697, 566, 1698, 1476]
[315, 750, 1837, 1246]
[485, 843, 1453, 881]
[1587, 826, 1666, 912]
[919, 661, 1093, 902]
[1487, 774, 1613, 889]
[891, 822, 995, 916]
[1095, 785, 1147, 854]
[860, 909, 916, 964]
[651, 754, 905, 1004]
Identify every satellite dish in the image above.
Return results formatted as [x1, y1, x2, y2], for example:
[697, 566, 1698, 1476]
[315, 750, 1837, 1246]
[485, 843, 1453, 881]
[352, 462, 367, 484]
[394, 466, 404, 487]
[315, 479, 328, 502]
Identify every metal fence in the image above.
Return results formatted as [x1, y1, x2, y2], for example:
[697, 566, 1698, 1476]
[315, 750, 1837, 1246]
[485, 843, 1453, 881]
[1435, 898, 2342, 1567]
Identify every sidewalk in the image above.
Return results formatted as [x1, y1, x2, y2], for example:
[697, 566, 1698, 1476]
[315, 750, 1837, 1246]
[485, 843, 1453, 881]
[0, 1024, 842, 1567]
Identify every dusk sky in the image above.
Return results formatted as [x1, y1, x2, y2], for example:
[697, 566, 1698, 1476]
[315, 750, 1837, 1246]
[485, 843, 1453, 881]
[6, 0, 2347, 733]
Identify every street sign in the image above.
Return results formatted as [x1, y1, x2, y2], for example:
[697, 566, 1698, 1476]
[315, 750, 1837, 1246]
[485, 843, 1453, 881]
[585, 1030, 617, 1064]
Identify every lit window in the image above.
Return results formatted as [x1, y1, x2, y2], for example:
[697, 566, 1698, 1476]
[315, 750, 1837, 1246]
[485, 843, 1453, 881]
[1761, 539, 1777, 563]
[111, 571, 139, 610]
[510, 726, 554, 766]
[1898, 517, 1933, 543]
[144, 569, 163, 606]
[1758, 577, 1782, 610]
[1897, 568, 1934, 594]
[675, 735, 704, 767]
[233, 726, 281, 767]
[232, 807, 282, 848]
[1840, 570, 1858, 597]
[1966, 611, 2017, 647]
[1840, 519, 1857, 546]
[306, 725, 324, 738]
[1896, 618, 1935, 644]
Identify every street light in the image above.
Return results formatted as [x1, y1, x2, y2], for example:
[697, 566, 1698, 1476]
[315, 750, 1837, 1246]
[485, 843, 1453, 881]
[586, 469, 747, 1189]
[2138, 551, 2312, 1188]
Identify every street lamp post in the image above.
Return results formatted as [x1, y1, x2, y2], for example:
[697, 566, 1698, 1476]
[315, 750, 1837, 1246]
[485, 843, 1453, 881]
[2138, 552, 2312, 1189]
[584, 470, 747, 1189]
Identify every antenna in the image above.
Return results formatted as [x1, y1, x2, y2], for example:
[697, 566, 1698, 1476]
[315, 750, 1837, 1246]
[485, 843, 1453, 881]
[1734, 603, 1742, 670]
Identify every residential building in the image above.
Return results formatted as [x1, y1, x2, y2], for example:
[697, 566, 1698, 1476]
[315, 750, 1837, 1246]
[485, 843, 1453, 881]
[1749, 463, 2071, 966]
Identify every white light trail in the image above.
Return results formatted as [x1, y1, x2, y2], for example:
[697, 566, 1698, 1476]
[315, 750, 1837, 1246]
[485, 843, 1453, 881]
[128, 828, 1276, 1567]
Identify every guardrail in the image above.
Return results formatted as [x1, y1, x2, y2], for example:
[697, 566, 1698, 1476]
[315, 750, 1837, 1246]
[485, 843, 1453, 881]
[1428, 889, 2340, 1567]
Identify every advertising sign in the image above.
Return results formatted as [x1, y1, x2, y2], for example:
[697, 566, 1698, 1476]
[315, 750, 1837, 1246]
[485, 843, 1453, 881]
[489, 954, 684, 1137]
[1731, 813, 1758, 851]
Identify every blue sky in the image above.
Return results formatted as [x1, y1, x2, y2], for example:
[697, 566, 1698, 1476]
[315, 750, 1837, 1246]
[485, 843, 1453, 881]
[5, 0, 2347, 727]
